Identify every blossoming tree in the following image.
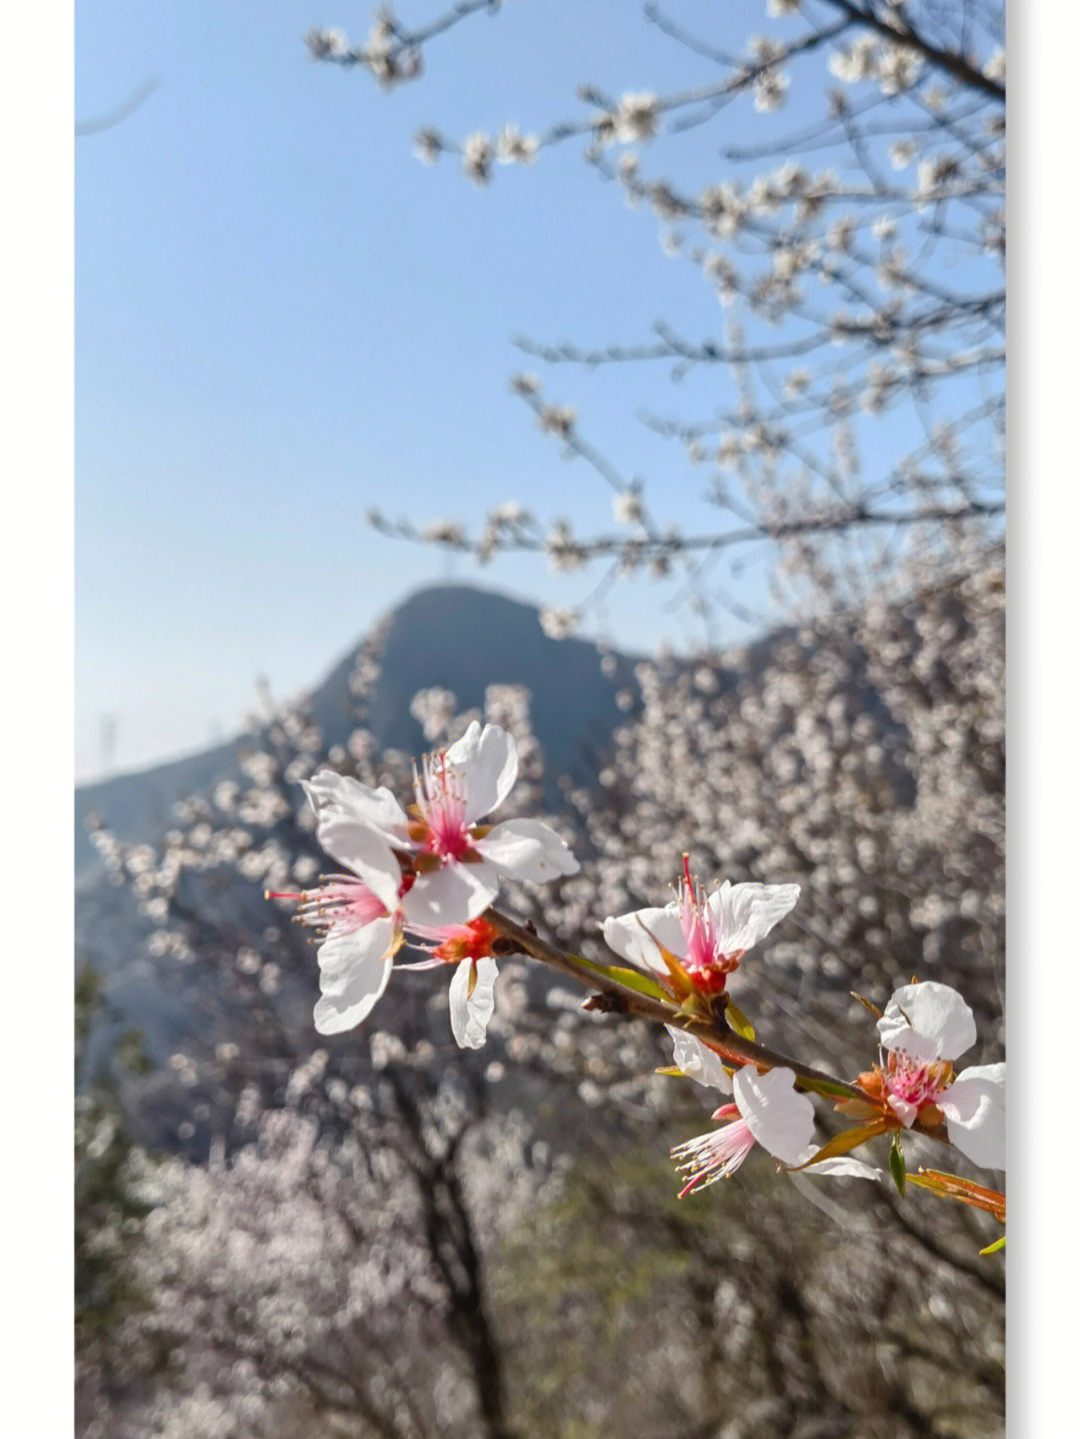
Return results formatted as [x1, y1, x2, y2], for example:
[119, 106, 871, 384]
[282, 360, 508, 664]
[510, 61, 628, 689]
[304, 0, 1004, 637]
[82, 549, 1005, 1436]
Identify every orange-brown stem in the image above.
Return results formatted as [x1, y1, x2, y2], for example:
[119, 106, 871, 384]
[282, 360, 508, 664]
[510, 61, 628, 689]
[486, 905, 952, 1143]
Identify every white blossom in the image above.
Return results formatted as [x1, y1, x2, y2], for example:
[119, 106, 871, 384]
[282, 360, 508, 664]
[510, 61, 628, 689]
[496, 123, 538, 164]
[539, 606, 580, 639]
[875, 981, 1005, 1169]
[462, 131, 493, 184]
[613, 487, 644, 526]
[302, 724, 578, 928]
[305, 28, 348, 59]
[604, 860, 800, 996]
[413, 127, 442, 164]
[615, 92, 659, 143]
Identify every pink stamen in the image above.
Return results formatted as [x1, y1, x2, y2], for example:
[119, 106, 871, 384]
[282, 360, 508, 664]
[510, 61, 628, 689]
[674, 858, 745, 992]
[672, 1112, 757, 1195]
[414, 751, 473, 861]
[884, 1053, 951, 1110]
[677, 857, 724, 976]
[269, 878, 387, 935]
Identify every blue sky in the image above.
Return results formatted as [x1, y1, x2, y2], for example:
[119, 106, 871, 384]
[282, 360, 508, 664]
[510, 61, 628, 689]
[75, 2, 761, 777]
[75, 0, 996, 779]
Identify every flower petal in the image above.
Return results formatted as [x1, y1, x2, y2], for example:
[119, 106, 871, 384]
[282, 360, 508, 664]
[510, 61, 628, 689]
[312, 829, 402, 915]
[474, 817, 579, 882]
[886, 1094, 919, 1127]
[312, 921, 396, 1034]
[602, 904, 683, 974]
[314, 916, 397, 994]
[444, 722, 518, 824]
[403, 860, 500, 927]
[706, 881, 800, 955]
[304, 771, 411, 854]
[795, 1155, 882, 1180]
[666, 1026, 733, 1093]
[878, 981, 977, 1062]
[733, 1066, 815, 1165]
[938, 1062, 1005, 1170]
[448, 956, 499, 1049]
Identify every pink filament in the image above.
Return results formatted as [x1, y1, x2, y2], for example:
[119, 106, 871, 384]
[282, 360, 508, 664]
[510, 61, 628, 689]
[885, 1054, 949, 1110]
[415, 752, 472, 860]
[293, 878, 387, 934]
[678, 858, 722, 973]
[673, 1112, 756, 1195]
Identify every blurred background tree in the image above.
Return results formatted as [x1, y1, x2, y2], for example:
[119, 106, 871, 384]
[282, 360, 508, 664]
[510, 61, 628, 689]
[80, 558, 1005, 1436]
[312, 0, 1004, 631]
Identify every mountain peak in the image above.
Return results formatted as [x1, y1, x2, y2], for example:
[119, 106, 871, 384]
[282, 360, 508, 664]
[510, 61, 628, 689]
[77, 585, 641, 877]
[314, 582, 640, 796]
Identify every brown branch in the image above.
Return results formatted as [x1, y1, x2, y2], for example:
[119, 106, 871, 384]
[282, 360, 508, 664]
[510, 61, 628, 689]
[485, 911, 830, 1090]
[76, 78, 160, 136]
[818, 0, 1005, 102]
[485, 906, 956, 1149]
[515, 329, 831, 367]
[373, 499, 1005, 563]
[315, 0, 500, 68]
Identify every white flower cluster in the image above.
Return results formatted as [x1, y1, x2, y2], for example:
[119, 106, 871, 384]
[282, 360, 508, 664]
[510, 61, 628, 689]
[615, 92, 660, 143]
[828, 37, 923, 95]
[272, 722, 578, 1045]
[538, 605, 579, 639]
[462, 130, 494, 184]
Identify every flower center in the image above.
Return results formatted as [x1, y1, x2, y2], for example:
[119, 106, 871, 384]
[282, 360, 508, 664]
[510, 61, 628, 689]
[885, 1052, 952, 1110]
[677, 858, 742, 990]
[414, 751, 473, 861]
[430, 917, 499, 964]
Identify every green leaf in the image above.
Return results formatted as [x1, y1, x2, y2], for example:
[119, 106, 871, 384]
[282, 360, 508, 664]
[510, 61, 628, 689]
[889, 1133, 907, 1196]
[724, 997, 756, 1041]
[570, 953, 671, 1002]
[792, 1118, 890, 1169]
[798, 1075, 867, 1102]
[979, 1236, 1006, 1256]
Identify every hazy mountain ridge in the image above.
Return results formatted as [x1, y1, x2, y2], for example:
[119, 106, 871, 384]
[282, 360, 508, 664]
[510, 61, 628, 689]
[76, 585, 642, 884]
[75, 585, 646, 1107]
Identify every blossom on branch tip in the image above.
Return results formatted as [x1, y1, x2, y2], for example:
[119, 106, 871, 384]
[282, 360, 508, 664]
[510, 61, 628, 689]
[305, 28, 348, 59]
[413, 128, 442, 164]
[665, 1026, 733, 1093]
[672, 1067, 812, 1194]
[615, 92, 659, 143]
[603, 858, 799, 997]
[539, 606, 580, 639]
[462, 131, 493, 184]
[409, 916, 521, 1050]
[613, 487, 644, 526]
[497, 124, 538, 164]
[843, 981, 1005, 1170]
